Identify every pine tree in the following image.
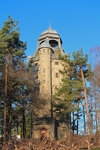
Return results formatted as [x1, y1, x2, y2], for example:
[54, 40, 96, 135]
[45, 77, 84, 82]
[53, 54, 83, 126]
[0, 16, 26, 142]
[54, 49, 90, 135]
[72, 49, 92, 136]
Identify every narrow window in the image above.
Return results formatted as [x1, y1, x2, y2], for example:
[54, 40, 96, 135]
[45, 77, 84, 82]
[55, 62, 59, 65]
[43, 49, 45, 53]
[43, 80, 46, 83]
[56, 73, 58, 78]
[43, 69, 45, 73]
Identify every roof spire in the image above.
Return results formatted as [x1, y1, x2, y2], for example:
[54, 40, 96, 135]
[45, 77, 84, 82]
[49, 20, 51, 29]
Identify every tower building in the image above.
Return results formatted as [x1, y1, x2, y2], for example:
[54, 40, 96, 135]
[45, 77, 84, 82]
[28, 27, 67, 139]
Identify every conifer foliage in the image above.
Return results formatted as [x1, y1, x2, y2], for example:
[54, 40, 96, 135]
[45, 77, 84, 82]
[72, 49, 91, 136]
[0, 16, 26, 142]
[54, 49, 90, 135]
[53, 54, 83, 121]
[0, 16, 41, 142]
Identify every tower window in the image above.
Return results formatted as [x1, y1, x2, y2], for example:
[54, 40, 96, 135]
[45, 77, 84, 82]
[48, 49, 49, 54]
[40, 41, 45, 45]
[43, 69, 45, 73]
[43, 49, 45, 53]
[43, 80, 46, 83]
[55, 62, 59, 65]
[49, 40, 58, 48]
[56, 73, 58, 78]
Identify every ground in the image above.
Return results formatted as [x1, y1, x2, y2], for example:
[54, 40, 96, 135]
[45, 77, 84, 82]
[1, 134, 100, 150]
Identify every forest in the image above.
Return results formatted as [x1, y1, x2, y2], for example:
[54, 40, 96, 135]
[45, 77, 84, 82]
[0, 16, 100, 150]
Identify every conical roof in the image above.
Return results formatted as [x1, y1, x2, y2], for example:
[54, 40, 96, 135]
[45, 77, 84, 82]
[38, 27, 60, 41]
[40, 26, 58, 35]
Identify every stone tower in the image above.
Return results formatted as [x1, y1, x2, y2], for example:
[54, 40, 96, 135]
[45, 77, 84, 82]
[28, 27, 66, 139]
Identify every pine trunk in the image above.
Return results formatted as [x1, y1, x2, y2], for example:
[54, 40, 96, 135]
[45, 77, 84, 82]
[73, 112, 75, 134]
[90, 81, 93, 134]
[30, 111, 33, 138]
[77, 101, 79, 135]
[80, 66, 91, 137]
[22, 109, 26, 139]
[17, 114, 19, 135]
[93, 82, 98, 131]
[4, 55, 8, 143]
[83, 105, 86, 134]
[8, 109, 12, 140]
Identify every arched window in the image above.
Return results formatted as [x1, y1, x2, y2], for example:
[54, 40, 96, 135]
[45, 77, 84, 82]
[56, 73, 58, 78]
[40, 41, 45, 45]
[40, 128, 47, 137]
[49, 40, 58, 48]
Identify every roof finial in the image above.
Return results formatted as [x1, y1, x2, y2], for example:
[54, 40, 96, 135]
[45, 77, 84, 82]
[49, 20, 51, 29]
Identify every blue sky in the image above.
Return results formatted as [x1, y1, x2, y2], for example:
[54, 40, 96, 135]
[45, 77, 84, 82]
[0, 0, 100, 61]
